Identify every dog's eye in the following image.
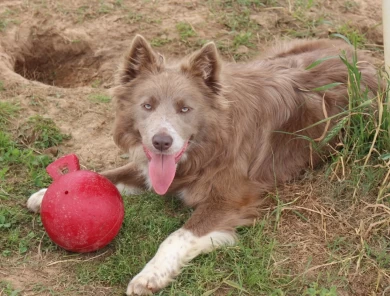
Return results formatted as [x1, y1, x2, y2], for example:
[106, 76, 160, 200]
[143, 104, 152, 110]
[181, 107, 190, 113]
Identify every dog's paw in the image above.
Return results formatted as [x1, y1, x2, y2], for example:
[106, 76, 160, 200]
[126, 268, 170, 295]
[26, 189, 47, 213]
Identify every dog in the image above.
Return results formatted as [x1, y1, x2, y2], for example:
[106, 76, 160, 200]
[27, 35, 380, 295]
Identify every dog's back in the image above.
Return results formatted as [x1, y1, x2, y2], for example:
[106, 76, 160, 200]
[174, 40, 380, 194]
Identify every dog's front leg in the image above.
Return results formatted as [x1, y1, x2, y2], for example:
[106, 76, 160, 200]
[26, 162, 145, 213]
[126, 203, 242, 295]
[100, 162, 147, 195]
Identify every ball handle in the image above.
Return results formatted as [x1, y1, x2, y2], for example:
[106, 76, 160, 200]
[46, 154, 80, 181]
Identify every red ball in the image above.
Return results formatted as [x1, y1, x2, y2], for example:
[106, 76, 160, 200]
[40, 154, 124, 253]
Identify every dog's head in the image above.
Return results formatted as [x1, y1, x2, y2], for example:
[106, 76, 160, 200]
[112, 35, 227, 194]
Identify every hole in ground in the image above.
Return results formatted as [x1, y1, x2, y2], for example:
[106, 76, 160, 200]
[14, 31, 103, 88]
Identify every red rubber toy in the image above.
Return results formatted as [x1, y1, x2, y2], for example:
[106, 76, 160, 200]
[40, 154, 124, 253]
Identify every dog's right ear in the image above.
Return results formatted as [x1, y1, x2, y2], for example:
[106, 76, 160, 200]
[118, 35, 163, 85]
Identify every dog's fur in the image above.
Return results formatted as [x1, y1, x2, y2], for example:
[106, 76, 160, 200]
[27, 36, 381, 295]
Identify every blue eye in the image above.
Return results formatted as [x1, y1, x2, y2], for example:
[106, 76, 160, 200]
[181, 107, 190, 113]
[143, 104, 152, 110]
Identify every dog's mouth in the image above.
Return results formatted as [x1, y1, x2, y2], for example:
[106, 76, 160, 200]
[143, 141, 189, 195]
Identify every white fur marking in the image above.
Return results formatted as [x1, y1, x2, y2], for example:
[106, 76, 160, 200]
[26, 188, 47, 213]
[177, 189, 188, 200]
[140, 164, 152, 191]
[116, 183, 143, 196]
[146, 115, 185, 155]
[126, 228, 236, 295]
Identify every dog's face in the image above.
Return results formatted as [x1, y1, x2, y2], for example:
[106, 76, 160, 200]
[112, 35, 227, 194]
[128, 72, 205, 157]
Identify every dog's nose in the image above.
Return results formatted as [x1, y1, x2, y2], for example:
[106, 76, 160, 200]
[152, 133, 173, 151]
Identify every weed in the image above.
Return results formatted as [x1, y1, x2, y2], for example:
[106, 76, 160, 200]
[98, 3, 112, 15]
[334, 50, 389, 197]
[91, 79, 102, 88]
[294, 0, 316, 10]
[0, 81, 5, 91]
[114, 0, 123, 7]
[0, 20, 8, 32]
[233, 31, 254, 48]
[0, 281, 20, 296]
[215, 0, 270, 9]
[126, 11, 144, 24]
[336, 23, 366, 47]
[17, 115, 70, 150]
[364, 238, 390, 269]
[88, 93, 111, 103]
[343, 0, 359, 12]
[176, 22, 197, 41]
[303, 282, 337, 296]
[220, 9, 258, 32]
[0, 102, 19, 126]
[150, 36, 171, 47]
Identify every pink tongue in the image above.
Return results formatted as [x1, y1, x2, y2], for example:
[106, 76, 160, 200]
[148, 153, 176, 195]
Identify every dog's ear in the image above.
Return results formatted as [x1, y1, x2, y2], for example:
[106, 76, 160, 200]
[182, 42, 221, 94]
[118, 35, 163, 85]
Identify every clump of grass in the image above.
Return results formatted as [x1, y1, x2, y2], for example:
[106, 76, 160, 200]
[336, 23, 367, 48]
[91, 79, 102, 88]
[343, 0, 360, 12]
[88, 93, 111, 103]
[219, 9, 259, 32]
[1, 130, 53, 188]
[126, 11, 144, 24]
[233, 31, 254, 48]
[0, 281, 20, 296]
[0, 80, 5, 91]
[17, 115, 70, 150]
[303, 282, 337, 296]
[0, 102, 19, 126]
[0, 20, 8, 32]
[150, 36, 171, 47]
[215, 0, 268, 9]
[176, 22, 197, 41]
[328, 49, 389, 199]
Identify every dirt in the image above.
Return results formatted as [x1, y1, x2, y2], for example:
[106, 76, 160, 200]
[0, 0, 386, 295]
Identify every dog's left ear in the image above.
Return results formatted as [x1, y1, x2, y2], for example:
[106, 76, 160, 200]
[182, 42, 221, 94]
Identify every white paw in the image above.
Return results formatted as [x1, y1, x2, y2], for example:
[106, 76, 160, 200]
[26, 189, 47, 213]
[126, 268, 168, 295]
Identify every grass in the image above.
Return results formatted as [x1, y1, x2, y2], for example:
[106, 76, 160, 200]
[0, 103, 59, 262]
[88, 93, 111, 103]
[17, 115, 70, 149]
[176, 22, 197, 41]
[335, 23, 367, 48]
[325, 48, 389, 198]
[0, 281, 21, 296]
[0, 9, 19, 32]
[150, 36, 172, 47]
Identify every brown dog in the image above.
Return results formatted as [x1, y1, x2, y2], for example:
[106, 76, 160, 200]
[27, 35, 380, 295]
